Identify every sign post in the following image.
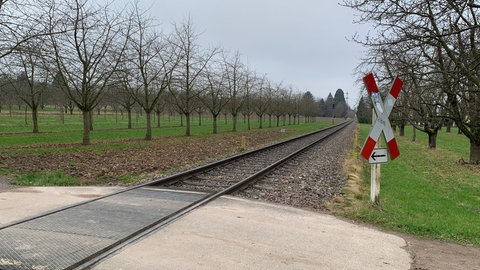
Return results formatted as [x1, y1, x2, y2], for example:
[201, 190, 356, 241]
[370, 109, 380, 204]
[360, 73, 403, 205]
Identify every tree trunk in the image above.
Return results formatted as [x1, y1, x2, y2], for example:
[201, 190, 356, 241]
[470, 140, 480, 164]
[89, 110, 94, 131]
[60, 109, 64, 125]
[212, 114, 218, 134]
[127, 109, 132, 129]
[412, 126, 416, 142]
[247, 114, 251, 130]
[82, 110, 91, 145]
[258, 115, 263, 129]
[399, 124, 405, 136]
[232, 113, 238, 132]
[32, 107, 39, 133]
[185, 112, 191, 136]
[157, 111, 161, 128]
[428, 132, 437, 148]
[24, 107, 28, 125]
[446, 121, 451, 133]
[145, 111, 152, 140]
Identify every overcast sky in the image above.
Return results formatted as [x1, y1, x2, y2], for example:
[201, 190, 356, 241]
[141, 0, 369, 107]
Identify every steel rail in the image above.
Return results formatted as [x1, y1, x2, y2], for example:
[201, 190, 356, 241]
[78, 120, 353, 269]
[146, 120, 351, 187]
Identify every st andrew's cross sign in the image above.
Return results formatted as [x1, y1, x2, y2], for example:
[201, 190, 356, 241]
[360, 73, 403, 162]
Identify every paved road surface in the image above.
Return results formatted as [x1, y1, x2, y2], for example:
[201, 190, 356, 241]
[0, 187, 411, 269]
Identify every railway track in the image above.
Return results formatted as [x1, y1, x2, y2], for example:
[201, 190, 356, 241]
[151, 120, 352, 192]
[0, 121, 352, 270]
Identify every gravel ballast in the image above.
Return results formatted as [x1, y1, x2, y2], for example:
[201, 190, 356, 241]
[234, 122, 356, 210]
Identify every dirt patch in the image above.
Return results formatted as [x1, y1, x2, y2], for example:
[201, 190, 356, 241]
[402, 234, 480, 270]
[0, 131, 284, 185]
[0, 177, 20, 193]
[74, 193, 102, 198]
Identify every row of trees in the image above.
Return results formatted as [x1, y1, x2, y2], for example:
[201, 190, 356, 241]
[0, 0, 351, 144]
[346, 1, 480, 163]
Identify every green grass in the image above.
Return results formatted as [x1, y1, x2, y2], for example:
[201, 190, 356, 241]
[0, 107, 335, 186]
[117, 173, 141, 184]
[348, 124, 480, 245]
[0, 108, 331, 149]
[10, 171, 81, 186]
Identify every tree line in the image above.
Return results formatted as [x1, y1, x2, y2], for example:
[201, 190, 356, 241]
[345, 1, 480, 164]
[0, 0, 350, 144]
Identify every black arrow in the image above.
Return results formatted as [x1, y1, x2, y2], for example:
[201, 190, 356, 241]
[371, 152, 386, 161]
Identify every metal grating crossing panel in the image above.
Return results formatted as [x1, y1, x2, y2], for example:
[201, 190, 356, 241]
[0, 187, 208, 270]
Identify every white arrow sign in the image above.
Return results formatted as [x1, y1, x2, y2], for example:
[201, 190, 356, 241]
[368, 148, 388, 164]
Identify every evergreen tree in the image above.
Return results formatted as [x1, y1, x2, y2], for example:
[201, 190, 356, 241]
[325, 93, 334, 117]
[356, 96, 371, 124]
[333, 88, 346, 104]
[318, 98, 326, 117]
[333, 88, 348, 117]
[301, 91, 316, 121]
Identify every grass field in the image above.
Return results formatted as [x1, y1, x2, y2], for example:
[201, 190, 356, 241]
[0, 107, 335, 184]
[346, 124, 480, 245]
[0, 107, 329, 148]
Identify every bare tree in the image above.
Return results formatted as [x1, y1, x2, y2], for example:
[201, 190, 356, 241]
[0, 1, 55, 120]
[252, 75, 271, 129]
[240, 69, 256, 130]
[0, 75, 18, 115]
[121, 3, 177, 140]
[0, 1, 50, 60]
[344, 0, 480, 162]
[201, 58, 230, 134]
[3, 36, 51, 133]
[272, 83, 288, 127]
[169, 17, 218, 136]
[224, 51, 247, 132]
[294, 92, 303, 125]
[47, 0, 129, 145]
[50, 71, 75, 115]
[301, 91, 316, 123]
[284, 86, 297, 125]
[104, 80, 136, 129]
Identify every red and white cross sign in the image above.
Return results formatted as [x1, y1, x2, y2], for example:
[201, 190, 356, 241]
[360, 73, 403, 161]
